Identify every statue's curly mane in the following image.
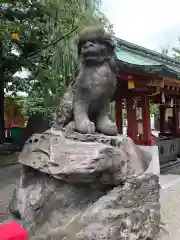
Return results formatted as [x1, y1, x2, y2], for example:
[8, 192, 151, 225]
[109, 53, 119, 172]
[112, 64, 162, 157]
[76, 26, 115, 55]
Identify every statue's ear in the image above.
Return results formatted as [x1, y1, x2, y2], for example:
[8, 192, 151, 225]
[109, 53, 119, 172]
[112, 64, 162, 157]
[74, 36, 81, 56]
[113, 39, 118, 46]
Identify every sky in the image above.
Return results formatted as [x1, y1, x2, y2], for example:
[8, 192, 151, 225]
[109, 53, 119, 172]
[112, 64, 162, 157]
[102, 0, 180, 53]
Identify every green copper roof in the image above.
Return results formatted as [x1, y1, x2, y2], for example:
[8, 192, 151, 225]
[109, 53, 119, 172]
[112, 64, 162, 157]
[114, 38, 180, 80]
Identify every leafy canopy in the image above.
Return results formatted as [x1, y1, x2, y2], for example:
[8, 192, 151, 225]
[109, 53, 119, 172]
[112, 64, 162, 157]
[1, 0, 114, 118]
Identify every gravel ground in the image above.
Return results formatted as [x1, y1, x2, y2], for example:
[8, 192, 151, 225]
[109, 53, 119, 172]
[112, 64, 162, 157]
[0, 164, 180, 240]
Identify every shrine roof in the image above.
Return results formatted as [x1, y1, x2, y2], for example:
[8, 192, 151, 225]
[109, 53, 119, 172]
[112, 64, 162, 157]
[115, 37, 180, 80]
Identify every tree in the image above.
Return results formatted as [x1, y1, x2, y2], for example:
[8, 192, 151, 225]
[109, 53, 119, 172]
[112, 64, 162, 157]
[0, 1, 63, 141]
[161, 47, 169, 56]
[150, 104, 160, 120]
[0, 1, 79, 91]
[0, 0, 114, 130]
[172, 38, 180, 61]
[14, 0, 114, 119]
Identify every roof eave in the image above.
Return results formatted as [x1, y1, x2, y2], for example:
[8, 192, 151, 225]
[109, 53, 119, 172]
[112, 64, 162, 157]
[114, 37, 180, 68]
[116, 58, 180, 80]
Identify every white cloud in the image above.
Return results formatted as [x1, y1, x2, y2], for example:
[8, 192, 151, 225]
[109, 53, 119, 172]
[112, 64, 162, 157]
[102, 0, 180, 52]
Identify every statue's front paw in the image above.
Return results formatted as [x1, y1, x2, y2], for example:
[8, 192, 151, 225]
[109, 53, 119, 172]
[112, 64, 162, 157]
[96, 120, 117, 136]
[76, 120, 95, 134]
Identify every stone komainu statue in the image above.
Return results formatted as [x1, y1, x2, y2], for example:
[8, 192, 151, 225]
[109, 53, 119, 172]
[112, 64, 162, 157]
[53, 26, 118, 136]
[9, 28, 160, 240]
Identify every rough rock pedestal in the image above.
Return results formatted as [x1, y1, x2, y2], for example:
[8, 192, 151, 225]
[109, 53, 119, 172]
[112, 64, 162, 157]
[9, 129, 160, 240]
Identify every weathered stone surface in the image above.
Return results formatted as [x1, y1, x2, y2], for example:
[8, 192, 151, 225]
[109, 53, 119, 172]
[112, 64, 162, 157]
[77, 174, 160, 240]
[18, 130, 152, 184]
[9, 165, 112, 239]
[9, 167, 160, 240]
[8, 129, 161, 239]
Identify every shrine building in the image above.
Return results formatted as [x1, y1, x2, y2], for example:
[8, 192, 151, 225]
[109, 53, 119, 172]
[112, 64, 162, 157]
[114, 38, 180, 165]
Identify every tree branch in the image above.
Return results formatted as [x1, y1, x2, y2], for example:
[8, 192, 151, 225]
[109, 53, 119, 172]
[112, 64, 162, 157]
[27, 26, 78, 58]
[2, 26, 78, 76]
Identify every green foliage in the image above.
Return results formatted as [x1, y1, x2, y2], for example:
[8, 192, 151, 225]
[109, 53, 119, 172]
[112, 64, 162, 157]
[173, 49, 180, 61]
[1, 0, 79, 89]
[109, 102, 127, 123]
[19, 96, 54, 120]
[1, 0, 114, 118]
[150, 104, 160, 120]
[109, 102, 116, 122]
[109, 102, 160, 124]
[172, 37, 180, 60]
[161, 47, 169, 56]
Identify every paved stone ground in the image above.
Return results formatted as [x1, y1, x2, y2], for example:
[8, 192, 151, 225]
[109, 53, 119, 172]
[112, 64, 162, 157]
[159, 165, 180, 240]
[160, 178, 180, 240]
[0, 164, 21, 223]
[0, 152, 19, 167]
[1, 164, 180, 239]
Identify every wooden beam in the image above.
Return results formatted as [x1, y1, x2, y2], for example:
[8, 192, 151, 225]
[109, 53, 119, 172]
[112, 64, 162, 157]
[163, 77, 180, 87]
[118, 70, 165, 87]
[172, 99, 179, 136]
[160, 106, 165, 135]
[142, 96, 153, 145]
[118, 70, 158, 81]
[126, 97, 137, 141]
[115, 99, 123, 134]
[114, 89, 156, 99]
[0, 78, 4, 144]
[118, 70, 180, 90]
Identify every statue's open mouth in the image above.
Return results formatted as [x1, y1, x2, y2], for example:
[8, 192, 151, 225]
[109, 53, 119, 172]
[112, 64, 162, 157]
[82, 48, 98, 56]
[82, 49, 107, 58]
